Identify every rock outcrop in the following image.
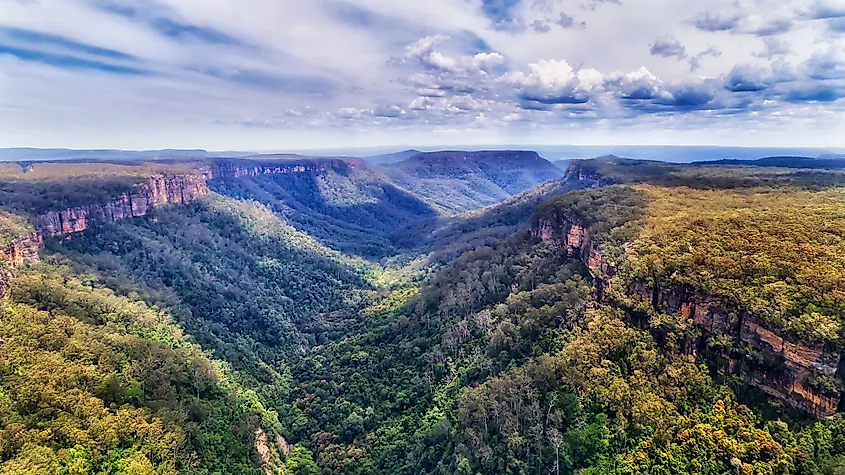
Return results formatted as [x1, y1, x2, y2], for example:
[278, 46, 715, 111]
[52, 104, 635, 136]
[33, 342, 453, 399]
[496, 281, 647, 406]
[0, 159, 352, 267]
[532, 211, 843, 419]
[35, 174, 208, 237]
[562, 162, 613, 189]
[1, 233, 44, 266]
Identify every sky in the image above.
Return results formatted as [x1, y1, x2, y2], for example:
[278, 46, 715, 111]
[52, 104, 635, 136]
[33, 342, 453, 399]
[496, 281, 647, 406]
[1, 0, 844, 150]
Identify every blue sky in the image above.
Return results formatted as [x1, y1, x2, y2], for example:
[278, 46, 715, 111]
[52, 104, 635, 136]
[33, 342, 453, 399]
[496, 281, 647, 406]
[0, 0, 844, 149]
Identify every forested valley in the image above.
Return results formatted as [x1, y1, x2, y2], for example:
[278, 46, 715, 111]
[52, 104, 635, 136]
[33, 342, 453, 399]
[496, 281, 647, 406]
[1, 154, 845, 474]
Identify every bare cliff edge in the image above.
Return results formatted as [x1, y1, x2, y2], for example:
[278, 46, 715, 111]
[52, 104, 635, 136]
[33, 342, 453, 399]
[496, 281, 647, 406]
[531, 166, 843, 419]
[0, 159, 347, 267]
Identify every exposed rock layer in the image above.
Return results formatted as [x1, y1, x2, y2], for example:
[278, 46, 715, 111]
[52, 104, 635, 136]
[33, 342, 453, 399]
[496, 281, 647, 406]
[531, 169, 843, 418]
[1, 160, 347, 266]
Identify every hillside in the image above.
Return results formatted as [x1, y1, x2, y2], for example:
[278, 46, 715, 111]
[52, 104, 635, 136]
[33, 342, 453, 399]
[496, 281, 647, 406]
[382, 150, 563, 213]
[362, 149, 422, 165]
[1, 155, 845, 474]
[698, 155, 845, 169]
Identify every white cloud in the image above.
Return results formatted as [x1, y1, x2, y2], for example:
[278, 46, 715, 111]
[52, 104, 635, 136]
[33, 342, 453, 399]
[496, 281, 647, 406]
[0, 0, 844, 148]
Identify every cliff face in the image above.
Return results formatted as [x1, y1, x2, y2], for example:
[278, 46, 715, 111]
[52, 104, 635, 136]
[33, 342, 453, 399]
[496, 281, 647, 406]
[532, 216, 843, 418]
[1, 233, 44, 266]
[204, 159, 350, 180]
[562, 163, 613, 189]
[0, 160, 349, 267]
[36, 174, 208, 237]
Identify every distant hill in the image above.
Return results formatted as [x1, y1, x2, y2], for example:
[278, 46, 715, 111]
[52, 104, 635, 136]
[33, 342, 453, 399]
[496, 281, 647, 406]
[0, 148, 254, 162]
[382, 150, 563, 213]
[206, 157, 437, 258]
[553, 159, 571, 171]
[697, 155, 845, 169]
[362, 149, 422, 165]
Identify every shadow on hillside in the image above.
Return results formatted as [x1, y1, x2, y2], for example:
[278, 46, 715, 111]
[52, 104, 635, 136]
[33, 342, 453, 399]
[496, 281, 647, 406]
[208, 171, 438, 259]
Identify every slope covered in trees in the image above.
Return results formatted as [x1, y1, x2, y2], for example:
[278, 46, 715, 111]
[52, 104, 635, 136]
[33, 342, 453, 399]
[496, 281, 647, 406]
[1, 155, 845, 474]
[381, 151, 563, 214]
[0, 261, 282, 474]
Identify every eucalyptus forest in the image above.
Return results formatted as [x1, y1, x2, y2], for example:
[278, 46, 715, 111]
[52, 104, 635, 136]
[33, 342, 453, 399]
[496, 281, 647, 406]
[1, 153, 844, 475]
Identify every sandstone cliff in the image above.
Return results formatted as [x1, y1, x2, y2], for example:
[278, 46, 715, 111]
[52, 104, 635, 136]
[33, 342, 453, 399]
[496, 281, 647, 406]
[0, 159, 352, 267]
[531, 198, 843, 419]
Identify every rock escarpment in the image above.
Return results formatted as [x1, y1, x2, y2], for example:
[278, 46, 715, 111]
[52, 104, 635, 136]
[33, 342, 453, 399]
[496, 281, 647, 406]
[531, 189, 843, 419]
[0, 159, 353, 267]
[36, 174, 208, 237]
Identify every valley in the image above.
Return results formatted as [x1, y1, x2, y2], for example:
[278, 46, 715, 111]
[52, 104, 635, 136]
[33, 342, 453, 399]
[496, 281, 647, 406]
[1, 150, 845, 474]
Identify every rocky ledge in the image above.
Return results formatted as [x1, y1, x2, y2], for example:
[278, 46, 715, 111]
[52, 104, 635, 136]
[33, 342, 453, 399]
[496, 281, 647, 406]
[532, 211, 843, 419]
[1, 159, 351, 267]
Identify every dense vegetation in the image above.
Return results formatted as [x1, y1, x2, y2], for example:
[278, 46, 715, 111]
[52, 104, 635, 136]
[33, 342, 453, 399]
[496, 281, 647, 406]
[382, 151, 563, 214]
[0, 162, 176, 216]
[619, 185, 845, 342]
[0, 261, 278, 474]
[208, 166, 436, 258]
[2, 156, 845, 474]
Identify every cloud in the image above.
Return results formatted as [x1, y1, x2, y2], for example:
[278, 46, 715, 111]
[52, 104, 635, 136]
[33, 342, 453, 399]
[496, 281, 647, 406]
[690, 11, 741, 32]
[785, 85, 844, 103]
[95, 1, 245, 46]
[829, 18, 845, 33]
[555, 12, 584, 29]
[584, 0, 622, 11]
[659, 82, 717, 108]
[690, 6, 796, 37]
[649, 36, 686, 60]
[373, 104, 405, 117]
[531, 20, 551, 33]
[0, 26, 136, 61]
[2, 0, 845, 148]
[803, 47, 845, 80]
[401, 36, 504, 74]
[747, 18, 793, 36]
[0, 43, 148, 75]
[725, 65, 769, 92]
[689, 46, 721, 71]
[615, 67, 666, 100]
[800, 1, 845, 20]
[508, 59, 602, 105]
[755, 37, 791, 58]
[200, 67, 337, 94]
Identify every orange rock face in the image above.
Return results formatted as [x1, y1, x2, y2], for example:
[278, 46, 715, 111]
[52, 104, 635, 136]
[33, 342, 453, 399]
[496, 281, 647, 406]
[1, 233, 44, 266]
[531, 216, 843, 418]
[1, 173, 210, 265]
[0, 163, 341, 267]
[34, 174, 209, 238]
